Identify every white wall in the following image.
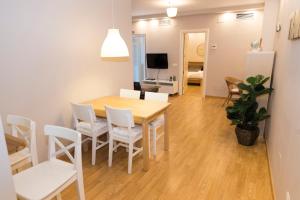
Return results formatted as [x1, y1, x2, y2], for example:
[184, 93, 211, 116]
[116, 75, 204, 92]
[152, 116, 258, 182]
[261, 0, 280, 50]
[264, 0, 300, 199]
[0, 0, 133, 160]
[133, 11, 263, 97]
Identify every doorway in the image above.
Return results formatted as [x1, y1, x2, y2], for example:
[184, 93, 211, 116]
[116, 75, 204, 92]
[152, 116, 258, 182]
[132, 34, 146, 82]
[179, 30, 209, 96]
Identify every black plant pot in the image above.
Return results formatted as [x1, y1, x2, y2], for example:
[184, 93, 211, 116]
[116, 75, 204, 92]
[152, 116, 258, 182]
[235, 126, 259, 146]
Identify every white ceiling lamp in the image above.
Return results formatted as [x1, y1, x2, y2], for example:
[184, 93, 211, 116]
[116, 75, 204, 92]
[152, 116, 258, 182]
[101, 0, 129, 58]
[166, 0, 178, 18]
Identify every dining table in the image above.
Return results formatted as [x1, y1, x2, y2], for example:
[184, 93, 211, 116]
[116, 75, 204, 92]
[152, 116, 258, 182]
[5, 133, 26, 154]
[85, 96, 171, 171]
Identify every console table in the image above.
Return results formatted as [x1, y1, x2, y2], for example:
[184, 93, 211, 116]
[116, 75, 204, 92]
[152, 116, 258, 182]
[142, 80, 178, 95]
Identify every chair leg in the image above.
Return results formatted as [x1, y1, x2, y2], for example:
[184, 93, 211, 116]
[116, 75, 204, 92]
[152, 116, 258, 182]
[76, 175, 86, 200]
[228, 94, 233, 104]
[128, 143, 134, 174]
[91, 136, 97, 165]
[108, 138, 113, 167]
[223, 94, 230, 106]
[152, 128, 157, 159]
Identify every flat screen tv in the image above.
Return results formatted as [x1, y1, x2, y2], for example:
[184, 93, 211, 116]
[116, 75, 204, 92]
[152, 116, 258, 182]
[146, 53, 168, 69]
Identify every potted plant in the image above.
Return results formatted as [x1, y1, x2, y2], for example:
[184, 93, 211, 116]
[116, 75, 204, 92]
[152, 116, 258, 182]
[226, 75, 273, 146]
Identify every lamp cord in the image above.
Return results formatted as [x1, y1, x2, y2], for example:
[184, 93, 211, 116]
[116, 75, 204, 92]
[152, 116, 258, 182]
[112, 0, 115, 28]
[169, 0, 172, 8]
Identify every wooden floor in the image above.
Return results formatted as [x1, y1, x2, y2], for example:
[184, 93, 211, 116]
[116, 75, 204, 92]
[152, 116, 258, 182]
[62, 86, 273, 200]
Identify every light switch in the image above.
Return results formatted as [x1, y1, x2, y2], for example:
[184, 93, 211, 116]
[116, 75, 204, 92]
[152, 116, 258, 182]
[211, 44, 217, 50]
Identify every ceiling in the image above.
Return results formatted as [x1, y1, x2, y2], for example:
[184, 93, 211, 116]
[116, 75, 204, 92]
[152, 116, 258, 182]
[132, 0, 265, 17]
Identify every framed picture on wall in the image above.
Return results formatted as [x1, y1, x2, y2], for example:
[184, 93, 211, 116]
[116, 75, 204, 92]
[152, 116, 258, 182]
[288, 10, 300, 40]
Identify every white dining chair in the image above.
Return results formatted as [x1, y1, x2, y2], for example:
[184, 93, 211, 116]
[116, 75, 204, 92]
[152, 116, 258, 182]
[13, 125, 85, 200]
[105, 106, 143, 174]
[7, 115, 38, 171]
[72, 103, 108, 165]
[120, 89, 141, 99]
[144, 92, 169, 158]
[1, 115, 18, 200]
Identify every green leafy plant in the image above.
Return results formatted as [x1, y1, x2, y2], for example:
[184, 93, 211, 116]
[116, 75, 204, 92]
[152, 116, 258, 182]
[226, 75, 273, 130]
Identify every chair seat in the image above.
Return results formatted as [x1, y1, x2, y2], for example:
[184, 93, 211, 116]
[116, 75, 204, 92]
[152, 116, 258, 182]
[230, 88, 240, 93]
[150, 115, 164, 128]
[9, 147, 30, 165]
[76, 118, 108, 136]
[13, 159, 76, 200]
[112, 126, 142, 141]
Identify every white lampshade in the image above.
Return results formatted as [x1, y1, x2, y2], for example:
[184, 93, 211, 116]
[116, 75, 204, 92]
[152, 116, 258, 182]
[101, 29, 129, 58]
[167, 7, 177, 18]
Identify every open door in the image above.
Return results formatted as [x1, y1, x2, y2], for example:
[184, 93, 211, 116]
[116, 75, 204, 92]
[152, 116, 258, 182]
[180, 30, 208, 97]
[182, 33, 189, 94]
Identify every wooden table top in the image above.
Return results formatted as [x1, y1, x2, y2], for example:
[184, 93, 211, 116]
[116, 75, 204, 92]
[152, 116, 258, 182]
[5, 134, 26, 154]
[85, 96, 171, 124]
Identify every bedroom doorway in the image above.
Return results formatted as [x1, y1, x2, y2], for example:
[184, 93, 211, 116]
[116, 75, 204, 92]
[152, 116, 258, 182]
[179, 30, 209, 96]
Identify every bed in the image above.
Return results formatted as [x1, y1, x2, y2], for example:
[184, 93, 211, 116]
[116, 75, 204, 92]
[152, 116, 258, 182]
[187, 62, 204, 85]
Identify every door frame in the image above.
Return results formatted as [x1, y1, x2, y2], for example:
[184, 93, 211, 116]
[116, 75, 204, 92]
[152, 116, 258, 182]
[132, 34, 146, 81]
[179, 29, 210, 97]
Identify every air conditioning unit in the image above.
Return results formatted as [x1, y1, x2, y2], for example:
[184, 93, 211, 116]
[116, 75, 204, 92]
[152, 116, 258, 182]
[236, 13, 255, 20]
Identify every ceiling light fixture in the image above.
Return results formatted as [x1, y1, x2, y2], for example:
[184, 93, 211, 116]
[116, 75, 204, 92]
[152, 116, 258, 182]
[166, 0, 177, 18]
[101, 0, 129, 58]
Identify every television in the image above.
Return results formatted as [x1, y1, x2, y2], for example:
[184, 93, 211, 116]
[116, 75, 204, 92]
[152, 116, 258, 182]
[146, 53, 168, 69]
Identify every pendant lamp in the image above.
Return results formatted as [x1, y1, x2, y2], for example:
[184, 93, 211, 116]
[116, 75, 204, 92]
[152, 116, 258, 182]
[167, 7, 177, 18]
[166, 0, 177, 18]
[101, 0, 129, 58]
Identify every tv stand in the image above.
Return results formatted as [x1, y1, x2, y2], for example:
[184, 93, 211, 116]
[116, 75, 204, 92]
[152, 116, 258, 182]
[142, 79, 178, 95]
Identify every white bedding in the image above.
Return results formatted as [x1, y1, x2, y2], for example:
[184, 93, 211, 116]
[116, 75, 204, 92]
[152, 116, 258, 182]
[188, 70, 203, 79]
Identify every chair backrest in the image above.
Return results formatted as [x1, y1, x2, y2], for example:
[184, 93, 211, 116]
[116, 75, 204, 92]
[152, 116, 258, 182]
[120, 89, 141, 99]
[71, 103, 96, 126]
[224, 76, 243, 92]
[45, 125, 82, 171]
[6, 115, 38, 165]
[145, 92, 169, 102]
[105, 106, 134, 132]
[133, 82, 142, 91]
